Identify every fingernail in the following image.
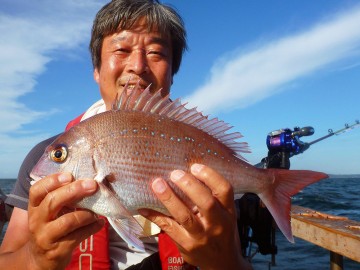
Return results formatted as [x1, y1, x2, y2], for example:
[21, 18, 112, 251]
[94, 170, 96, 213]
[191, 163, 204, 174]
[171, 170, 185, 182]
[152, 178, 167, 194]
[58, 173, 72, 183]
[81, 180, 97, 191]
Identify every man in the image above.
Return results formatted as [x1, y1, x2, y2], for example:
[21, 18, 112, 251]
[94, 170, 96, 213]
[0, 1, 252, 269]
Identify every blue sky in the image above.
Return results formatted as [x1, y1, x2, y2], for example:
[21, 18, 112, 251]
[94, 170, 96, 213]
[0, 0, 359, 179]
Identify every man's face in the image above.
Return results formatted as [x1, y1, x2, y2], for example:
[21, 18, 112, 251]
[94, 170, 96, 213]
[94, 19, 173, 109]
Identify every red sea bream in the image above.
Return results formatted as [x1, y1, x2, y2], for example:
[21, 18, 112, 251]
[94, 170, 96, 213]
[30, 85, 328, 251]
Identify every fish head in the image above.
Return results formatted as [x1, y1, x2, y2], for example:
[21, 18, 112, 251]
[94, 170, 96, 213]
[30, 127, 96, 182]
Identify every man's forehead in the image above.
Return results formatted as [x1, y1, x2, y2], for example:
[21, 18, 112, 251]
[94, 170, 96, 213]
[110, 18, 171, 46]
[119, 16, 169, 38]
[109, 30, 170, 46]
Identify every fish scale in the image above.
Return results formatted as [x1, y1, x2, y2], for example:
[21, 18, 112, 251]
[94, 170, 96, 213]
[30, 85, 328, 252]
[89, 110, 223, 212]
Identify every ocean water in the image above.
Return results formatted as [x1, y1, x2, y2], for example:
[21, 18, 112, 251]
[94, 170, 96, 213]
[1, 177, 359, 269]
[251, 175, 360, 270]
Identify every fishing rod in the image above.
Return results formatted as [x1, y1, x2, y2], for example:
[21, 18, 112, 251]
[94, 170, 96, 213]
[244, 119, 360, 266]
[254, 119, 360, 168]
[307, 120, 360, 146]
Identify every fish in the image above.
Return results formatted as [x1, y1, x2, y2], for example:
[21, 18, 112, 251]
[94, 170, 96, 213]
[30, 84, 328, 252]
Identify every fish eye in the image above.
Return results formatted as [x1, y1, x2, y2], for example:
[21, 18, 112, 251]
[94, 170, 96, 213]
[50, 145, 68, 163]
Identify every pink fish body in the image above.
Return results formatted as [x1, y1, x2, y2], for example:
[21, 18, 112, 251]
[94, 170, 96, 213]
[31, 86, 327, 251]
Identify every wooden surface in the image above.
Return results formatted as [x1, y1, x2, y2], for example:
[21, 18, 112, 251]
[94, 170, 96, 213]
[291, 205, 360, 262]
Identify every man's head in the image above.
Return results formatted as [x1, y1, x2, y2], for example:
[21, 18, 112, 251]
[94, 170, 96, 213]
[90, 0, 187, 109]
[90, 0, 187, 76]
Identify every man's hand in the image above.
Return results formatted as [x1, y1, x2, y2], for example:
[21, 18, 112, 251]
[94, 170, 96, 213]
[27, 173, 104, 270]
[140, 164, 252, 270]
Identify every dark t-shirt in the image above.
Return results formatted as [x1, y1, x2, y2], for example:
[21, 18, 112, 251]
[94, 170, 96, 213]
[5, 134, 61, 209]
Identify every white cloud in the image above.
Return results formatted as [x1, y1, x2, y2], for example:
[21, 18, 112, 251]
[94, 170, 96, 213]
[0, 0, 106, 178]
[186, 6, 360, 114]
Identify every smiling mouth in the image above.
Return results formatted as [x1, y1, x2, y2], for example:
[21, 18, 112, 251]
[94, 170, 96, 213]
[125, 84, 137, 95]
[122, 81, 151, 96]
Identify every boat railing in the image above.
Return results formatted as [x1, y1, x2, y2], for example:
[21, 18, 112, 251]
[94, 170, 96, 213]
[291, 205, 360, 270]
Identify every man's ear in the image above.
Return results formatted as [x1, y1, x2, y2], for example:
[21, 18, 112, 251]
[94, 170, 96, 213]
[94, 68, 100, 83]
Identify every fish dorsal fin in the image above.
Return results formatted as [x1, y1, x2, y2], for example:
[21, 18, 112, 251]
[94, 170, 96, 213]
[113, 83, 250, 158]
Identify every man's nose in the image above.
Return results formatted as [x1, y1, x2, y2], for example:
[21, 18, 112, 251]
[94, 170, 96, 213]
[126, 50, 148, 75]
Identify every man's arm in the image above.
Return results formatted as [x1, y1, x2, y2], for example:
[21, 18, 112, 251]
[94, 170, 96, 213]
[0, 207, 30, 252]
[140, 164, 253, 270]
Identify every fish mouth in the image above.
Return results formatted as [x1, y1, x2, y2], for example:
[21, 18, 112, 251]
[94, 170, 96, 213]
[29, 172, 44, 184]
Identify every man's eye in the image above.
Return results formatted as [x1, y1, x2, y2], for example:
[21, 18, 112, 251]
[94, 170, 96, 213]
[148, 50, 167, 58]
[149, 50, 161, 55]
[115, 48, 130, 53]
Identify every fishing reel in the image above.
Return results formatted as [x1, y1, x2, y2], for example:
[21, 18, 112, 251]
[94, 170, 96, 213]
[263, 126, 314, 169]
[266, 126, 314, 155]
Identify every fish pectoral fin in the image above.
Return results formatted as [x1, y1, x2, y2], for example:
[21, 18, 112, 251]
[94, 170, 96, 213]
[108, 216, 145, 252]
[96, 182, 146, 252]
[93, 150, 112, 182]
[94, 169, 110, 182]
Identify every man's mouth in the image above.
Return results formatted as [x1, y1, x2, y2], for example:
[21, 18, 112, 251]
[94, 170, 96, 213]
[126, 84, 136, 95]
[122, 82, 150, 95]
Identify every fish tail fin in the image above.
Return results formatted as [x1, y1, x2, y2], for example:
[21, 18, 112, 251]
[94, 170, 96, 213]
[258, 169, 328, 243]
